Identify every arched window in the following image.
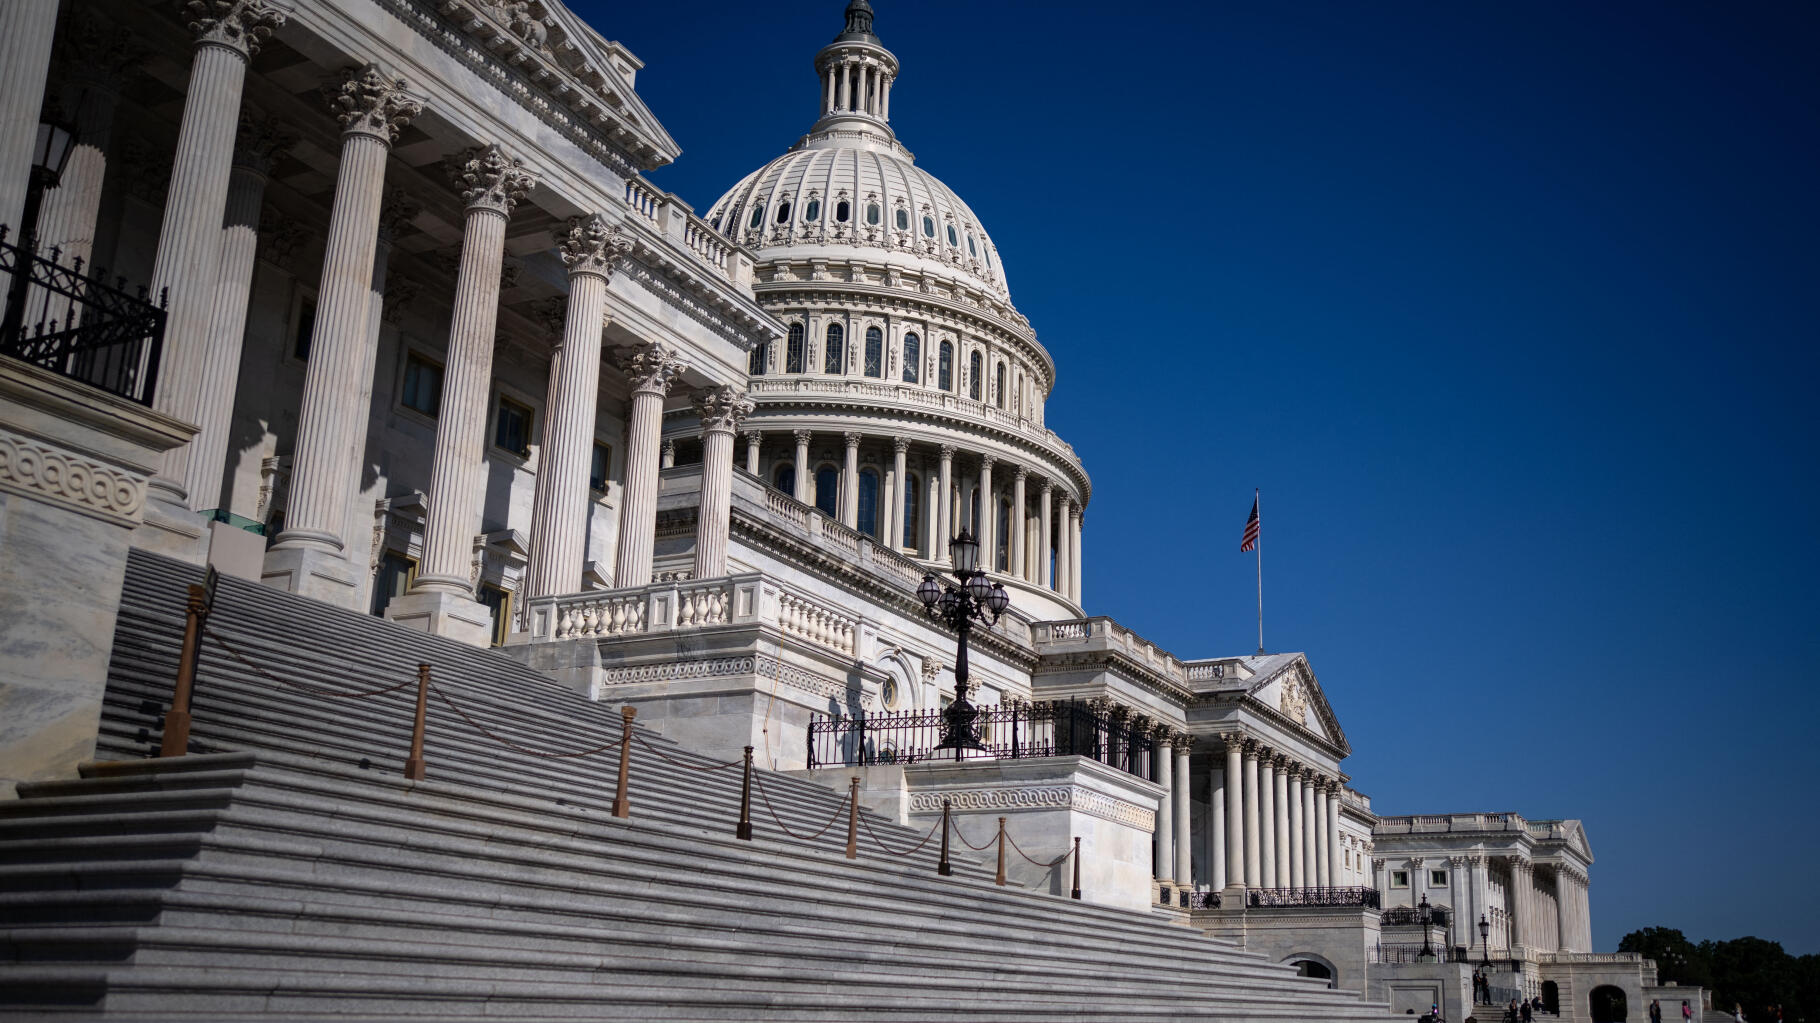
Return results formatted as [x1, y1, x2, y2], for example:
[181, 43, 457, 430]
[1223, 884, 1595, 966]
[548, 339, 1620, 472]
[902, 332, 920, 383]
[775, 200, 791, 223]
[968, 351, 982, 400]
[996, 499, 1011, 571]
[814, 466, 839, 517]
[836, 200, 850, 222]
[946, 224, 958, 246]
[748, 205, 765, 229]
[824, 323, 844, 374]
[938, 341, 953, 391]
[786, 323, 805, 373]
[995, 363, 1006, 408]
[773, 463, 795, 495]
[922, 215, 936, 238]
[902, 473, 920, 549]
[858, 468, 880, 538]
[867, 203, 881, 225]
[864, 326, 882, 378]
[804, 198, 821, 222]
[895, 208, 909, 231]
[748, 342, 767, 375]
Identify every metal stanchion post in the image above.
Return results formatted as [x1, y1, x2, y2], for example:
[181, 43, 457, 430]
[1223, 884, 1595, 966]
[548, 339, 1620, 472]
[937, 799, 952, 876]
[735, 745, 754, 840]
[159, 584, 209, 758]
[1071, 836, 1082, 900]
[612, 705, 637, 818]
[403, 664, 430, 780]
[844, 776, 859, 859]
[995, 816, 1007, 885]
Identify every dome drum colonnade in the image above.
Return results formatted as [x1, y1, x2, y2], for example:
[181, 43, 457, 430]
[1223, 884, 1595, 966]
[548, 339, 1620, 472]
[2, 0, 773, 644]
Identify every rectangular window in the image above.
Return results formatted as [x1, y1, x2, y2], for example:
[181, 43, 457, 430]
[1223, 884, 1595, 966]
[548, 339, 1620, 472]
[590, 442, 612, 492]
[401, 353, 443, 417]
[494, 395, 533, 457]
[370, 552, 415, 617]
[292, 296, 317, 361]
[1430, 869, 1449, 888]
[477, 584, 511, 647]
[1391, 870, 1410, 889]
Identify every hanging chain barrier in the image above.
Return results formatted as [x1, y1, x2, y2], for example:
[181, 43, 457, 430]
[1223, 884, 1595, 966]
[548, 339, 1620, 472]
[203, 623, 420, 700]
[750, 768, 853, 842]
[630, 730, 743, 772]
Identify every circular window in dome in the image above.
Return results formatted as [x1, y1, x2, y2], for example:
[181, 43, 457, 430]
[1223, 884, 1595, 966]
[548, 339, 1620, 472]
[748, 205, 764, 229]
[804, 199, 820, 222]
[836, 200, 850, 223]
[895, 208, 909, 231]
[946, 225, 958, 246]
[922, 215, 935, 238]
[867, 203, 881, 225]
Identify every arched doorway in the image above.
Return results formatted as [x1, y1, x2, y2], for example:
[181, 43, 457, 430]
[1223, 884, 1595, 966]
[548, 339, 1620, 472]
[1541, 981, 1559, 1015]
[1590, 985, 1627, 1022]
[1292, 960, 1332, 980]
[1283, 953, 1336, 988]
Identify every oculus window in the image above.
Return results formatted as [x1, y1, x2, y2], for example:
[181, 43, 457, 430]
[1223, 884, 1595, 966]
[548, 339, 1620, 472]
[867, 203, 880, 225]
[967, 234, 977, 256]
[946, 224, 958, 246]
[401, 353, 443, 417]
[922, 215, 935, 238]
[836, 200, 850, 222]
[775, 200, 791, 223]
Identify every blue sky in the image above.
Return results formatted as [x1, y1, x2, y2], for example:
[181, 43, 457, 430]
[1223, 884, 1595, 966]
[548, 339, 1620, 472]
[575, 0, 1820, 952]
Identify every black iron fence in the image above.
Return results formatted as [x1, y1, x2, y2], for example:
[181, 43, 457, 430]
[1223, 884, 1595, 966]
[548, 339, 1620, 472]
[1247, 886, 1382, 909]
[807, 699, 1160, 781]
[1, 225, 167, 404]
[1381, 904, 1452, 927]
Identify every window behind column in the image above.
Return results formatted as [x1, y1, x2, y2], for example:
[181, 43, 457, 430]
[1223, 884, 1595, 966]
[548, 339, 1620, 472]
[903, 473, 919, 548]
[968, 351, 982, 400]
[493, 396, 533, 458]
[902, 332, 920, 383]
[786, 323, 805, 373]
[858, 468, 879, 537]
[996, 498, 1010, 571]
[773, 463, 795, 495]
[864, 326, 882, 378]
[476, 584, 511, 646]
[995, 363, 1006, 409]
[590, 442, 612, 492]
[370, 552, 415, 617]
[824, 323, 844, 374]
[401, 353, 443, 417]
[814, 466, 839, 517]
[938, 341, 952, 390]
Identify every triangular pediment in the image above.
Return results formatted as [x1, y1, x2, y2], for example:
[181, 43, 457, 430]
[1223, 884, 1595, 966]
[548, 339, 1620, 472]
[1247, 655, 1349, 755]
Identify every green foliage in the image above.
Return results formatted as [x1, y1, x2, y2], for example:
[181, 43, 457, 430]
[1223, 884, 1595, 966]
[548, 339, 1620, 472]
[1620, 926, 1711, 989]
[1619, 927, 1820, 1021]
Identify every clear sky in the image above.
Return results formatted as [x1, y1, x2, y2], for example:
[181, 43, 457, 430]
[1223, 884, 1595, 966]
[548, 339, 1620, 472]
[574, 0, 1820, 952]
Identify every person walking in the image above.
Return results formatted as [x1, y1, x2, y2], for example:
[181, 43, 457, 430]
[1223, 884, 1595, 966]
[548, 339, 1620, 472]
[1650, 1000, 1663, 1023]
[1681, 1002, 1692, 1022]
[1521, 998, 1533, 1023]
[1733, 1003, 1746, 1022]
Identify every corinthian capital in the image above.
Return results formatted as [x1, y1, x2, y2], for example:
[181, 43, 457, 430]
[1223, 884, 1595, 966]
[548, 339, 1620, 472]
[188, 0, 288, 58]
[452, 144, 537, 215]
[560, 214, 632, 280]
[692, 386, 755, 433]
[331, 65, 423, 144]
[620, 342, 687, 396]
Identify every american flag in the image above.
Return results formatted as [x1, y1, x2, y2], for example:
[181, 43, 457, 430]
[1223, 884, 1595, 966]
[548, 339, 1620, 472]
[1240, 495, 1260, 552]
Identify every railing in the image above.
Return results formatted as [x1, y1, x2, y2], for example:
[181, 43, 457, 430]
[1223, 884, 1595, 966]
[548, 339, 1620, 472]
[807, 699, 1159, 779]
[1248, 886, 1382, 909]
[743, 376, 1077, 464]
[1373, 944, 1469, 964]
[1532, 951, 1642, 965]
[622, 178, 742, 281]
[1376, 812, 1530, 834]
[1381, 904, 1452, 926]
[1186, 890, 1222, 909]
[1031, 617, 1189, 689]
[0, 226, 166, 404]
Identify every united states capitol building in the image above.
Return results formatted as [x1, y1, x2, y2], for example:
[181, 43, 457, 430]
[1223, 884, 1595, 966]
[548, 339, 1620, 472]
[0, 0, 1708, 1020]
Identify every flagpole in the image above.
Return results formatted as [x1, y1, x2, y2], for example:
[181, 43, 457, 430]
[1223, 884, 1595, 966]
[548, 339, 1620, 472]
[1255, 488, 1264, 655]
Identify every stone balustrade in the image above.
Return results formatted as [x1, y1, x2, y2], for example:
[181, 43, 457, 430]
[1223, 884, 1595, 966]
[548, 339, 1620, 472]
[620, 176, 750, 285]
[1374, 812, 1530, 834]
[1032, 616, 1190, 691]
[1533, 952, 1644, 965]
[777, 590, 857, 657]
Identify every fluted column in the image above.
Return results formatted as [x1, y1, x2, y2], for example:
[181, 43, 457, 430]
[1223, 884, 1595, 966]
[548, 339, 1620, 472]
[891, 437, 909, 551]
[614, 343, 687, 588]
[0, 0, 66, 235]
[693, 387, 753, 579]
[937, 444, 955, 555]
[1273, 758, 1292, 888]
[1038, 480, 1053, 588]
[188, 116, 293, 512]
[34, 17, 139, 286]
[1257, 754, 1276, 888]
[744, 431, 762, 475]
[1313, 781, 1330, 885]
[1287, 768, 1305, 888]
[408, 145, 536, 616]
[840, 431, 861, 529]
[839, 62, 850, 112]
[524, 215, 625, 600]
[1469, 855, 1490, 947]
[792, 430, 811, 503]
[1070, 509, 1083, 602]
[1154, 732, 1174, 886]
[1010, 467, 1027, 580]
[1507, 859, 1529, 951]
[1223, 740, 1244, 891]
[1209, 760, 1227, 889]
[977, 455, 995, 562]
[1173, 738, 1192, 888]
[1241, 742, 1261, 888]
[1303, 775, 1319, 889]
[268, 67, 421, 601]
[1055, 494, 1072, 596]
[148, 0, 288, 507]
[1327, 782, 1343, 888]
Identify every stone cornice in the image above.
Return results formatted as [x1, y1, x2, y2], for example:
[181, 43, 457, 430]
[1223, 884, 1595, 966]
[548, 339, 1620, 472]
[623, 235, 777, 349]
[1031, 648, 1194, 706]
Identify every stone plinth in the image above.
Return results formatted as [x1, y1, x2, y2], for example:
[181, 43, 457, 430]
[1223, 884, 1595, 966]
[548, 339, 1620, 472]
[1365, 960, 1472, 1021]
[1195, 901, 1380, 995]
[0, 361, 192, 797]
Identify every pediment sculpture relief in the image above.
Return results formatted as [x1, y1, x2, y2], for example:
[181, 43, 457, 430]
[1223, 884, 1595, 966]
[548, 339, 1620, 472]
[1279, 673, 1308, 725]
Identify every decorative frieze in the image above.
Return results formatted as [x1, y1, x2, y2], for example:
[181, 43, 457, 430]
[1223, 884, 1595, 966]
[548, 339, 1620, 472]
[909, 785, 1155, 831]
[0, 430, 146, 524]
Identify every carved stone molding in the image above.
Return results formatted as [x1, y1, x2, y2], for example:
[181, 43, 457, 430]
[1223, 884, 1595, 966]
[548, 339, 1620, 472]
[692, 386, 755, 434]
[908, 785, 1155, 831]
[0, 430, 146, 525]
[451, 143, 537, 215]
[559, 214, 632, 281]
[330, 65, 424, 145]
[187, 0, 287, 58]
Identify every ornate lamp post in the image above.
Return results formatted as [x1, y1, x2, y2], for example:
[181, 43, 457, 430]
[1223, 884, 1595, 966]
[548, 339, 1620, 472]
[1417, 892, 1436, 960]
[918, 530, 1010, 760]
[1479, 913, 1491, 967]
[3, 115, 75, 341]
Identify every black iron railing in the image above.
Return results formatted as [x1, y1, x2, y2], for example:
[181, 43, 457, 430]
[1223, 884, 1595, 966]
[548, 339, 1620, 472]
[0, 225, 167, 404]
[807, 699, 1159, 781]
[1246, 886, 1382, 909]
[1380, 903, 1450, 926]
[1185, 889, 1221, 909]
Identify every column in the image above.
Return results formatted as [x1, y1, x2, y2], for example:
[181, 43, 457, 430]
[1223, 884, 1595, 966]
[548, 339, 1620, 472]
[1154, 731, 1174, 886]
[0, 0, 68, 234]
[822, 66, 834, 114]
[1327, 781, 1344, 888]
[1209, 760, 1226, 890]
[693, 387, 753, 579]
[1055, 494, 1072, 596]
[1241, 742, 1261, 888]
[792, 430, 811, 503]
[613, 343, 686, 588]
[937, 444, 955, 554]
[267, 67, 422, 604]
[1257, 754, 1276, 889]
[891, 437, 909, 551]
[1010, 467, 1027, 581]
[392, 145, 536, 643]
[840, 431, 861, 529]
[1287, 768, 1305, 888]
[1069, 507, 1083, 602]
[839, 62, 851, 111]
[1272, 758, 1291, 888]
[147, 0, 288, 509]
[1173, 738, 1192, 889]
[189, 117, 293, 514]
[1223, 740, 1244, 892]
[1303, 778, 1319, 889]
[660, 439, 675, 469]
[1314, 781, 1331, 886]
[1373, 858, 1388, 898]
[1469, 855, 1490, 949]
[1038, 480, 1053, 588]
[34, 18, 138, 292]
[1507, 859, 1529, 952]
[744, 430, 762, 475]
[524, 215, 624, 600]
[881, 76, 891, 120]
[976, 455, 995, 562]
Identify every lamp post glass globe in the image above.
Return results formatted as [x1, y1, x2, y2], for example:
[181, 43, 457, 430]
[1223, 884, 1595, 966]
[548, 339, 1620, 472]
[34, 118, 75, 184]
[949, 530, 979, 574]
[917, 573, 941, 606]
[965, 571, 992, 602]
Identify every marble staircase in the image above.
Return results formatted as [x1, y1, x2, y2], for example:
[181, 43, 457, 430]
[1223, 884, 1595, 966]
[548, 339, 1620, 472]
[0, 550, 1398, 1021]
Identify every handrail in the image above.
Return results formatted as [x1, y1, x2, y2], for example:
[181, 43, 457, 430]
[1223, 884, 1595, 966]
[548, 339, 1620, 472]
[0, 225, 167, 404]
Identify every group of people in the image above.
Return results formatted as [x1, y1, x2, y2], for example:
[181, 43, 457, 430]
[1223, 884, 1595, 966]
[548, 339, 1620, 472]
[1714, 1002, 1785, 1022]
[1499, 996, 1548, 1021]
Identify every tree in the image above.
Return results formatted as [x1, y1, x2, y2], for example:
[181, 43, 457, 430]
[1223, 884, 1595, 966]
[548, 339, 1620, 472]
[1619, 927, 1712, 989]
[1703, 936, 1797, 1019]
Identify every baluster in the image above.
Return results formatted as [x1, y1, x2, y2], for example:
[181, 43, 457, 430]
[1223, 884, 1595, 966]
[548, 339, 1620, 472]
[556, 605, 574, 639]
